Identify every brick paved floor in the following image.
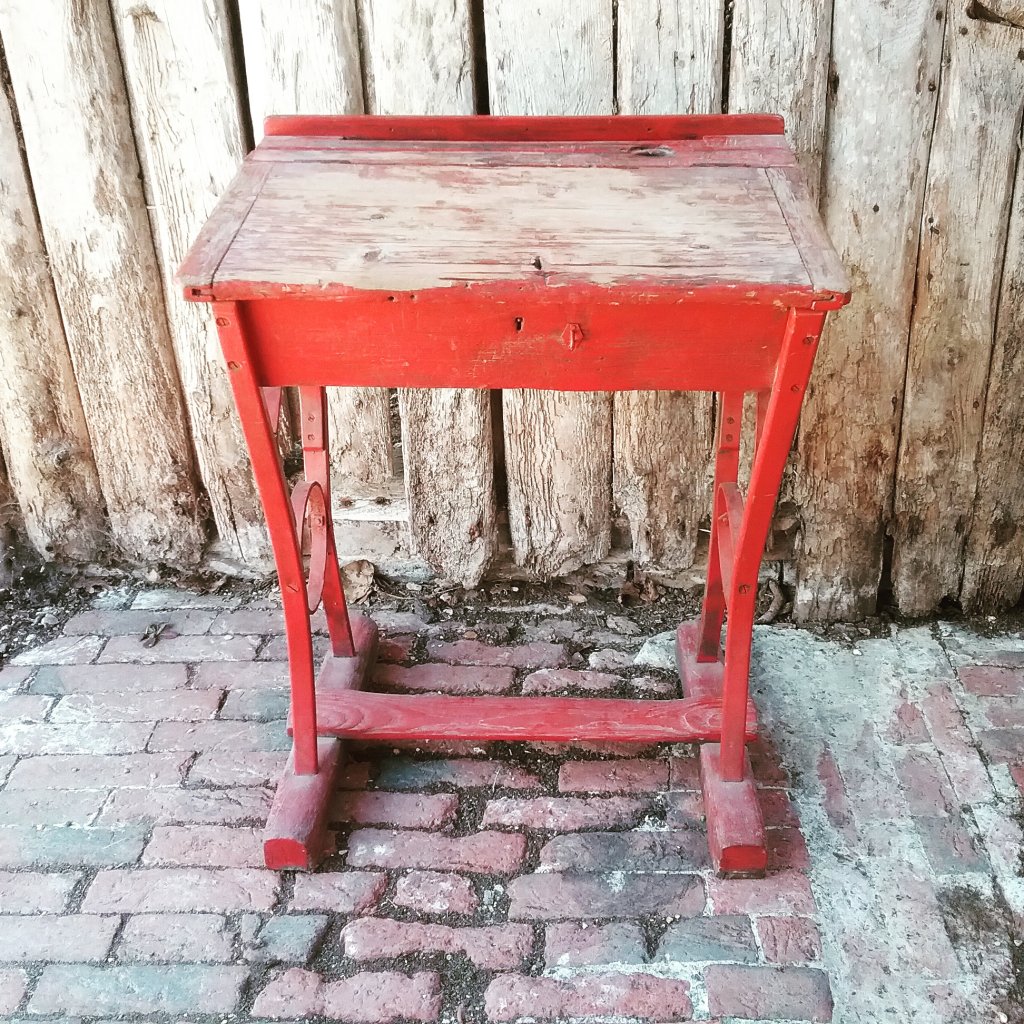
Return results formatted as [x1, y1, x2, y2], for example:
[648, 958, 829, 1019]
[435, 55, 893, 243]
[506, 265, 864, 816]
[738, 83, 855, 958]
[0, 585, 1022, 1022]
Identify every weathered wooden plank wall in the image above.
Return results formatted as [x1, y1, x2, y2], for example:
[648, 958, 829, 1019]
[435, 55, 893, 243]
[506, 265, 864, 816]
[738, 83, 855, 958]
[1, 0, 1022, 620]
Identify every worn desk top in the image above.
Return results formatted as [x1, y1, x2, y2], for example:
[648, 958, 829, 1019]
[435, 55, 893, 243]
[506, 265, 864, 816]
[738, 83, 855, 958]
[179, 115, 849, 307]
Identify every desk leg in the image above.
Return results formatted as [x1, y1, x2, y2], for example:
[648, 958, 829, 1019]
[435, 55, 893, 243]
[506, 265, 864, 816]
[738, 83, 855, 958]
[213, 303, 374, 870]
[687, 307, 827, 876]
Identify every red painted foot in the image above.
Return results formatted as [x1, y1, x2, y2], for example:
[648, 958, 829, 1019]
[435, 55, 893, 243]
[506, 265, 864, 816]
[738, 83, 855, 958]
[266, 613, 378, 870]
[675, 621, 724, 700]
[264, 737, 343, 869]
[700, 743, 767, 878]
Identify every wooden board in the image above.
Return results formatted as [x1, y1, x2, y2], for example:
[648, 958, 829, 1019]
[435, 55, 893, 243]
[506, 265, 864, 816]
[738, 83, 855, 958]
[0, 0, 205, 564]
[0, 78, 104, 561]
[360, 0, 495, 586]
[962, 115, 1024, 610]
[484, 0, 615, 578]
[789, 0, 944, 620]
[208, 162, 813, 292]
[614, 0, 723, 571]
[112, 0, 270, 567]
[893, 6, 1024, 615]
[311, 690, 758, 743]
[238, 0, 393, 497]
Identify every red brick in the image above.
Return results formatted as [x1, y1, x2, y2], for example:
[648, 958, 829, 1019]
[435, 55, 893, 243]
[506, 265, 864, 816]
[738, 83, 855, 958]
[393, 870, 478, 915]
[817, 746, 856, 841]
[657, 916, 758, 962]
[83, 868, 278, 913]
[558, 758, 668, 794]
[0, 870, 79, 913]
[485, 973, 692, 1022]
[188, 749, 286, 786]
[11, 635, 105, 666]
[347, 829, 527, 874]
[632, 674, 677, 695]
[99, 785, 273, 825]
[708, 870, 815, 916]
[706, 964, 832, 1021]
[0, 694, 52, 720]
[1010, 763, 1024, 796]
[331, 791, 458, 829]
[979, 697, 1024, 728]
[291, 871, 386, 913]
[915, 814, 989, 873]
[31, 663, 189, 694]
[148, 719, 286, 752]
[481, 796, 647, 830]
[374, 757, 541, 790]
[142, 825, 264, 867]
[521, 668, 620, 694]
[886, 698, 930, 744]
[343, 918, 532, 970]
[375, 609, 430, 632]
[897, 749, 957, 815]
[759, 789, 801, 827]
[921, 687, 992, 804]
[29, 964, 246, 1015]
[426, 638, 568, 668]
[260, 634, 330, 662]
[6, 751, 189, 790]
[119, 913, 234, 962]
[220, 687, 289, 720]
[378, 634, 416, 663]
[665, 791, 705, 827]
[0, 787, 108, 826]
[748, 734, 791, 787]
[51, 689, 221, 723]
[768, 827, 811, 871]
[63, 608, 216, 635]
[0, 666, 32, 691]
[374, 662, 515, 694]
[252, 967, 441, 1020]
[509, 873, 704, 920]
[545, 922, 646, 967]
[98, 634, 259, 664]
[0, 914, 119, 961]
[539, 831, 709, 872]
[208, 607, 285, 634]
[669, 755, 701, 790]
[0, 969, 26, 1013]
[0, 721, 153, 756]
[193, 660, 287, 689]
[131, 588, 239, 611]
[959, 665, 1024, 696]
[0, 825, 145, 868]
[978, 728, 1024, 764]
[757, 917, 823, 964]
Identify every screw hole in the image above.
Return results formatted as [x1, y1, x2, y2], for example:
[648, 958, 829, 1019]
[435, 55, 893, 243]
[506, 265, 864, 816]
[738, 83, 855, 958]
[532, 256, 543, 270]
[514, 317, 524, 332]
[387, 295, 396, 302]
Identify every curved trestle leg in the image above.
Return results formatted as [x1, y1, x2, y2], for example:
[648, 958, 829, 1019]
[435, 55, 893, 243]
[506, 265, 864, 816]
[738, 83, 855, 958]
[680, 307, 827, 876]
[213, 304, 378, 870]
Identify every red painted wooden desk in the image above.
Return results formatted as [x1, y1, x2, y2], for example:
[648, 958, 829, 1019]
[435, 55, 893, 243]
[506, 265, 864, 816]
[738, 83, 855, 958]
[179, 114, 850, 877]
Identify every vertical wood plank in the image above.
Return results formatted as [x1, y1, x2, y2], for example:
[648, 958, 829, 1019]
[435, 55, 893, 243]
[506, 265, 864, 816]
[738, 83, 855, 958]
[789, 0, 944, 620]
[0, 71, 106, 561]
[728, 0, 832, 199]
[485, 0, 614, 577]
[729, 0, 831, 577]
[613, 1, 722, 571]
[238, 0, 394, 498]
[112, 0, 271, 566]
[362, 0, 497, 586]
[962, 133, 1024, 610]
[893, 5, 1024, 614]
[0, 0, 206, 565]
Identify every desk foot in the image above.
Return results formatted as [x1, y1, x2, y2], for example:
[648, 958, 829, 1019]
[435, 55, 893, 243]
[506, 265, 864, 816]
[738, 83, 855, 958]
[264, 737, 343, 870]
[266, 614, 379, 870]
[676, 620, 766, 879]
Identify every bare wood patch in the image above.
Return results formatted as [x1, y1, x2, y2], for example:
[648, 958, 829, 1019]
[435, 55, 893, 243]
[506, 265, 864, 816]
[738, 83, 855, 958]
[0, 0, 205, 564]
[613, 0, 724, 570]
[361, 0, 496, 584]
[485, 0, 615, 577]
[894, 7, 1024, 614]
[790, 0, 944, 620]
[0, 80, 105, 560]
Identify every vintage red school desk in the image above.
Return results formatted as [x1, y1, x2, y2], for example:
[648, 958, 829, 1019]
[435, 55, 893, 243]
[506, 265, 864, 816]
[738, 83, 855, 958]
[178, 114, 850, 877]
